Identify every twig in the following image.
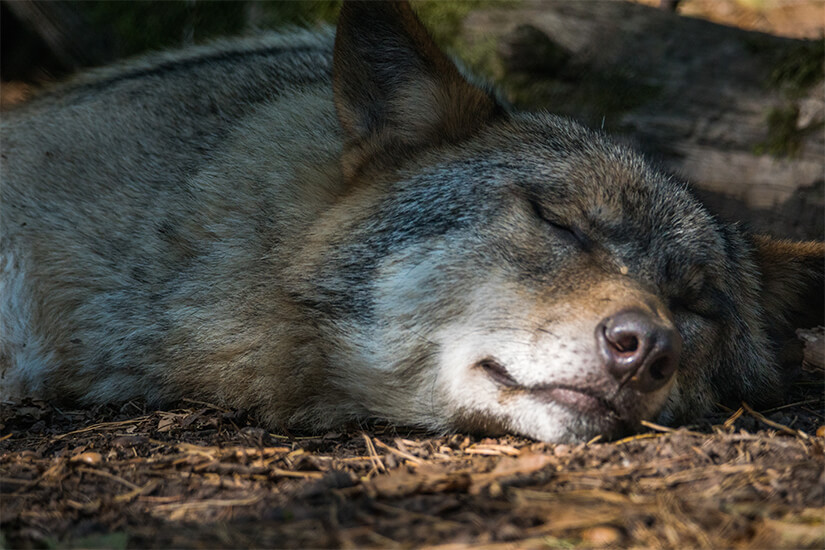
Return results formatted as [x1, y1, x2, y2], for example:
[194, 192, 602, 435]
[114, 479, 160, 503]
[53, 417, 150, 440]
[465, 444, 521, 456]
[152, 495, 263, 518]
[372, 439, 423, 465]
[270, 467, 324, 479]
[640, 420, 705, 437]
[363, 434, 386, 473]
[760, 398, 821, 414]
[722, 407, 744, 429]
[640, 420, 675, 432]
[614, 432, 663, 445]
[741, 402, 810, 440]
[75, 467, 141, 490]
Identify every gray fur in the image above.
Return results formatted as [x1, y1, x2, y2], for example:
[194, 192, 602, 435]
[1, 3, 821, 443]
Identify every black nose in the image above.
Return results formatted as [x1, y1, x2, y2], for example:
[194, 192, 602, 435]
[596, 308, 681, 393]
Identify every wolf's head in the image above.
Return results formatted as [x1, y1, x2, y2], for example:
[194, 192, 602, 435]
[298, 1, 823, 443]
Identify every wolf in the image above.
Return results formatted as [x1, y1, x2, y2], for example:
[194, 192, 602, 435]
[1, 1, 822, 443]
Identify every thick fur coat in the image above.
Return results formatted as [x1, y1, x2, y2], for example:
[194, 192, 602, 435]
[2, 2, 822, 442]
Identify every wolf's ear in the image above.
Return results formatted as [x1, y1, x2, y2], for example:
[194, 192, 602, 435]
[752, 235, 824, 329]
[333, 0, 502, 178]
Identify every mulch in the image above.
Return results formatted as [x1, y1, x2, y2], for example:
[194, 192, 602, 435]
[2, 355, 823, 550]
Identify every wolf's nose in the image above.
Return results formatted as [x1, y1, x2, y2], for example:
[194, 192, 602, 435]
[596, 308, 681, 393]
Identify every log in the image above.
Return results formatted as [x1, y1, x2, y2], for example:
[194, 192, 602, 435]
[457, 0, 824, 239]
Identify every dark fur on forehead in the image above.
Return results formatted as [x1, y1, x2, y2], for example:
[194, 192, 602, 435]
[475, 115, 717, 250]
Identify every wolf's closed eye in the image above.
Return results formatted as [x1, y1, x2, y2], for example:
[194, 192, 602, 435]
[666, 266, 726, 321]
[668, 296, 698, 316]
[668, 291, 726, 321]
[529, 198, 590, 250]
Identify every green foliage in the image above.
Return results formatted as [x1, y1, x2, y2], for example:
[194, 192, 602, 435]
[754, 105, 802, 157]
[412, 0, 499, 49]
[456, 33, 504, 80]
[743, 33, 824, 95]
[740, 32, 822, 158]
[769, 39, 825, 94]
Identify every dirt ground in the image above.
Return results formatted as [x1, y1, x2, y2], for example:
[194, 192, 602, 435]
[1, 355, 823, 549]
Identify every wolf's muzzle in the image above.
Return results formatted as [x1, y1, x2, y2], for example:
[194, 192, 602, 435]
[596, 308, 681, 393]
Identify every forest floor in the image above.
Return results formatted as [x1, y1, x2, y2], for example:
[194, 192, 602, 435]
[1, 360, 823, 549]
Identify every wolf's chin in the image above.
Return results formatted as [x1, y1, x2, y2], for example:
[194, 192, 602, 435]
[464, 401, 634, 444]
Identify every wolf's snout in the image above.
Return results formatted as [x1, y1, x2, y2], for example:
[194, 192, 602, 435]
[596, 308, 681, 393]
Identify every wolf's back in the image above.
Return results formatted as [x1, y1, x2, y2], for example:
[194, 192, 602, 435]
[10, 29, 334, 109]
[2, 28, 334, 185]
[0, 30, 340, 407]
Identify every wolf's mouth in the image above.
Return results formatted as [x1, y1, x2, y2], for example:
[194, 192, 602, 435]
[529, 385, 620, 417]
[477, 359, 621, 418]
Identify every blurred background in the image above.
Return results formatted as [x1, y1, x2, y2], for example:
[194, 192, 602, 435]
[2, 0, 823, 239]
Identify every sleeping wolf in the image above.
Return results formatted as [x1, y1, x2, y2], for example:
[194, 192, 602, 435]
[1, 2, 822, 443]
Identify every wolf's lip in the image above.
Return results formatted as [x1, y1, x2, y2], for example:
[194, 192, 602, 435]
[479, 361, 622, 418]
[530, 385, 619, 417]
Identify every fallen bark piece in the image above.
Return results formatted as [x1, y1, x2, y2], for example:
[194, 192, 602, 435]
[70, 451, 102, 465]
[468, 450, 555, 495]
[367, 465, 472, 498]
[797, 327, 824, 371]
[581, 525, 623, 545]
